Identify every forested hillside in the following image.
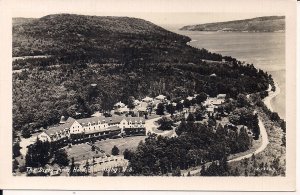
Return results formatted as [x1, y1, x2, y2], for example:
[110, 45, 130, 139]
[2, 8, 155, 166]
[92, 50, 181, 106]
[13, 14, 221, 69]
[12, 14, 273, 134]
[180, 16, 285, 32]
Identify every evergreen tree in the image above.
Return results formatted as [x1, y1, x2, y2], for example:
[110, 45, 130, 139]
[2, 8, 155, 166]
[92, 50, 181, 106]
[166, 104, 175, 116]
[111, 145, 120, 155]
[127, 96, 135, 110]
[13, 142, 21, 158]
[53, 149, 69, 166]
[123, 149, 133, 160]
[237, 126, 251, 152]
[156, 103, 165, 115]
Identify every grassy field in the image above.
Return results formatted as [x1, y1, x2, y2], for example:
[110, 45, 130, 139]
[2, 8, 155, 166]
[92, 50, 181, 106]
[65, 136, 147, 162]
[65, 143, 106, 162]
[93, 136, 147, 155]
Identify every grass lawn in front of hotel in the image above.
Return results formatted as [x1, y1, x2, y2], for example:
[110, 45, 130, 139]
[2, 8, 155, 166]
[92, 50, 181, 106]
[66, 136, 148, 162]
[93, 135, 148, 155]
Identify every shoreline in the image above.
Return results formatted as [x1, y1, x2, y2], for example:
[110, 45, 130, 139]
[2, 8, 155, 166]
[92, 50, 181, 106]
[263, 81, 281, 112]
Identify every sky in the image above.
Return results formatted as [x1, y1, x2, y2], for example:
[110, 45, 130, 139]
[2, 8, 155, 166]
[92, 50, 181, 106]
[12, 12, 280, 29]
[8, 0, 284, 28]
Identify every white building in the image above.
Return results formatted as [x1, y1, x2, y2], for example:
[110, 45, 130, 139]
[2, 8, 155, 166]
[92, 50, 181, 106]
[142, 96, 153, 103]
[155, 95, 166, 101]
[37, 115, 146, 143]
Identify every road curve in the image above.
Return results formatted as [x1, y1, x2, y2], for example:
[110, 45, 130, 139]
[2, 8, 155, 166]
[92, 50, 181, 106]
[183, 84, 279, 176]
[183, 119, 268, 176]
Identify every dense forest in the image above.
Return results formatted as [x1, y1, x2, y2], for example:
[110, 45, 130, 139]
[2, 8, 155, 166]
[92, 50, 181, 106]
[13, 14, 272, 137]
[13, 14, 222, 69]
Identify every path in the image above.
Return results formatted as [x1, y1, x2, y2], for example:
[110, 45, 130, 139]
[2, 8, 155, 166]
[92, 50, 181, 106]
[144, 114, 177, 137]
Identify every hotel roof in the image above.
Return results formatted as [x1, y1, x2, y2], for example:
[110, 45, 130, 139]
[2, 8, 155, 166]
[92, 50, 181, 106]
[45, 117, 76, 136]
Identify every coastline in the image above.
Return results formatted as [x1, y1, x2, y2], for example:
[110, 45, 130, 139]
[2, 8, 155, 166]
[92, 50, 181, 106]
[263, 81, 281, 112]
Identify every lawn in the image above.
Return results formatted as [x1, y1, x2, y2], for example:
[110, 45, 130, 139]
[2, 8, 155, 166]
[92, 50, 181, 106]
[93, 136, 147, 155]
[65, 136, 147, 162]
[65, 143, 106, 162]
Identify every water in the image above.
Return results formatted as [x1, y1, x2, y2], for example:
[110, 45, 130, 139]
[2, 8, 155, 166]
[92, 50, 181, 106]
[169, 29, 286, 119]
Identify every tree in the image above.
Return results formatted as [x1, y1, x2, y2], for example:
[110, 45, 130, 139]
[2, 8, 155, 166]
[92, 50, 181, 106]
[196, 92, 207, 104]
[157, 117, 174, 130]
[208, 117, 216, 127]
[200, 164, 206, 176]
[233, 167, 240, 176]
[69, 157, 75, 176]
[176, 102, 184, 112]
[13, 142, 21, 158]
[175, 121, 187, 136]
[127, 96, 135, 110]
[53, 149, 69, 166]
[25, 139, 51, 167]
[183, 99, 191, 108]
[84, 160, 90, 175]
[103, 170, 109, 176]
[123, 149, 133, 160]
[21, 128, 31, 139]
[237, 93, 249, 107]
[166, 104, 175, 116]
[186, 113, 195, 122]
[172, 166, 181, 176]
[156, 103, 165, 115]
[13, 159, 19, 171]
[187, 171, 191, 176]
[194, 108, 205, 121]
[270, 112, 280, 122]
[111, 145, 120, 155]
[237, 127, 251, 152]
[282, 133, 286, 147]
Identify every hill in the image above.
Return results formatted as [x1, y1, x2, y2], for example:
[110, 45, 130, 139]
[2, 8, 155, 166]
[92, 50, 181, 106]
[180, 16, 285, 32]
[13, 13, 222, 68]
[12, 14, 273, 131]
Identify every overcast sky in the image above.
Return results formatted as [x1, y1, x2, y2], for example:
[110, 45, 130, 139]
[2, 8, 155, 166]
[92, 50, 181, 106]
[13, 12, 279, 28]
[9, 0, 284, 28]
